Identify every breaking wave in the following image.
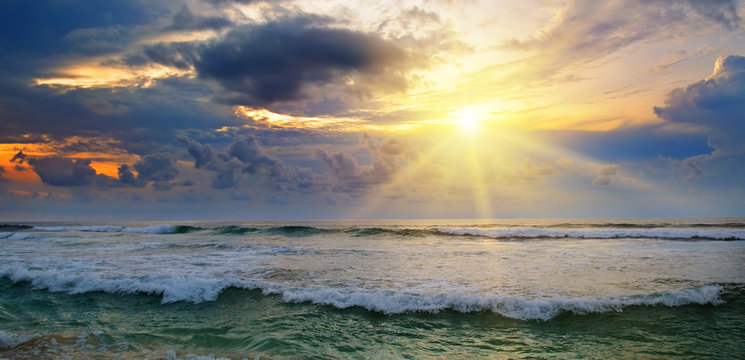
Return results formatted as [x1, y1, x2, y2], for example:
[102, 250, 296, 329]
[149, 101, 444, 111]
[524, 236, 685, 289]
[0, 268, 725, 321]
[30, 224, 198, 234]
[276, 285, 724, 321]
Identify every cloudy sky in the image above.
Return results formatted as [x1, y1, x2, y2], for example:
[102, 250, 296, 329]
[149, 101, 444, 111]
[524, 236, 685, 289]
[1, 0, 744, 221]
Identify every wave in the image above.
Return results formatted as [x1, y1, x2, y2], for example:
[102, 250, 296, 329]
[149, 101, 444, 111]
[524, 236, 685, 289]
[210, 225, 259, 235]
[31, 224, 198, 234]
[436, 227, 745, 240]
[0, 268, 725, 321]
[6, 221, 745, 240]
[23, 224, 434, 237]
[276, 285, 724, 321]
[0, 232, 43, 240]
[0, 224, 33, 231]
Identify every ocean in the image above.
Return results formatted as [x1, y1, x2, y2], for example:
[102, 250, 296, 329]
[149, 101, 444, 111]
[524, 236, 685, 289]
[1, 218, 743, 359]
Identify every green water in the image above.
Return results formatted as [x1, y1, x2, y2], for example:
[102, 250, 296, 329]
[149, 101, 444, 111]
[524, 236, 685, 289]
[1, 279, 743, 359]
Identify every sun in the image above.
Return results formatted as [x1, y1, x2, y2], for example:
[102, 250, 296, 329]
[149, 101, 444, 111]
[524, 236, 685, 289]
[453, 106, 484, 135]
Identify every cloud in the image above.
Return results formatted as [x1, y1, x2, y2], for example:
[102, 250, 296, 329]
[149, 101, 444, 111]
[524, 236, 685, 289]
[0, 77, 231, 155]
[166, 5, 232, 32]
[592, 164, 619, 186]
[683, 0, 741, 30]
[654, 55, 745, 155]
[192, 16, 417, 107]
[62, 25, 135, 56]
[10, 151, 26, 164]
[25, 152, 182, 189]
[120, 15, 419, 109]
[204, 0, 260, 6]
[118, 164, 146, 187]
[178, 135, 314, 190]
[228, 137, 281, 175]
[133, 153, 179, 182]
[122, 40, 201, 71]
[27, 157, 98, 187]
[520, 158, 558, 182]
[497, 0, 742, 82]
[315, 138, 409, 195]
[0, 166, 7, 183]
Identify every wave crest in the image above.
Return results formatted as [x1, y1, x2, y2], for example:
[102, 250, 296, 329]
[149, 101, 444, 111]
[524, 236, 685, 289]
[0, 268, 724, 321]
[31, 224, 197, 234]
[277, 285, 724, 320]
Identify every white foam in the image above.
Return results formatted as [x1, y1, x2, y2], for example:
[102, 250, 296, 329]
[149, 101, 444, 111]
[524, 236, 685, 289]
[0, 266, 724, 320]
[436, 227, 745, 240]
[0, 267, 247, 304]
[276, 285, 724, 320]
[32, 224, 179, 234]
[0, 330, 38, 349]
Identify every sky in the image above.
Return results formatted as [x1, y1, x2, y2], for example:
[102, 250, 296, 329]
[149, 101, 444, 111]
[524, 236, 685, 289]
[1, 0, 744, 221]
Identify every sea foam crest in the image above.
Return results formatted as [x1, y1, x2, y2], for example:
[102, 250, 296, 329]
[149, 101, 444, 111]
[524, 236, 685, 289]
[0, 267, 724, 321]
[32, 224, 180, 234]
[436, 227, 745, 240]
[277, 285, 724, 320]
[1, 267, 245, 304]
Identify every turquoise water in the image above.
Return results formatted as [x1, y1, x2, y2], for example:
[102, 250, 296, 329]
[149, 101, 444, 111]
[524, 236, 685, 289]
[1, 218, 744, 358]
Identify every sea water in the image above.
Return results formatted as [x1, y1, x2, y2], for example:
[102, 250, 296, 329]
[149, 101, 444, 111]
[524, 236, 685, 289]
[0, 218, 743, 359]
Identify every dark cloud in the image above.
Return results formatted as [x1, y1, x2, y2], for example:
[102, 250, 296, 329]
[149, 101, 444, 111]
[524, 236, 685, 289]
[0, 78, 231, 154]
[0, 1, 239, 155]
[654, 55, 745, 155]
[180, 137, 217, 169]
[167, 5, 232, 31]
[133, 153, 179, 182]
[123, 42, 200, 71]
[313, 136, 414, 195]
[0, 166, 7, 183]
[178, 135, 322, 191]
[315, 149, 398, 195]
[119, 14, 418, 110]
[10, 151, 26, 164]
[178, 136, 244, 189]
[204, 0, 266, 7]
[25, 153, 183, 189]
[179, 136, 285, 188]
[228, 137, 280, 175]
[27, 157, 98, 187]
[192, 16, 414, 106]
[118, 164, 146, 187]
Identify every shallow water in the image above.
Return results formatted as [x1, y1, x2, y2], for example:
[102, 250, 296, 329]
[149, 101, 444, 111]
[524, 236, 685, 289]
[1, 218, 744, 358]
